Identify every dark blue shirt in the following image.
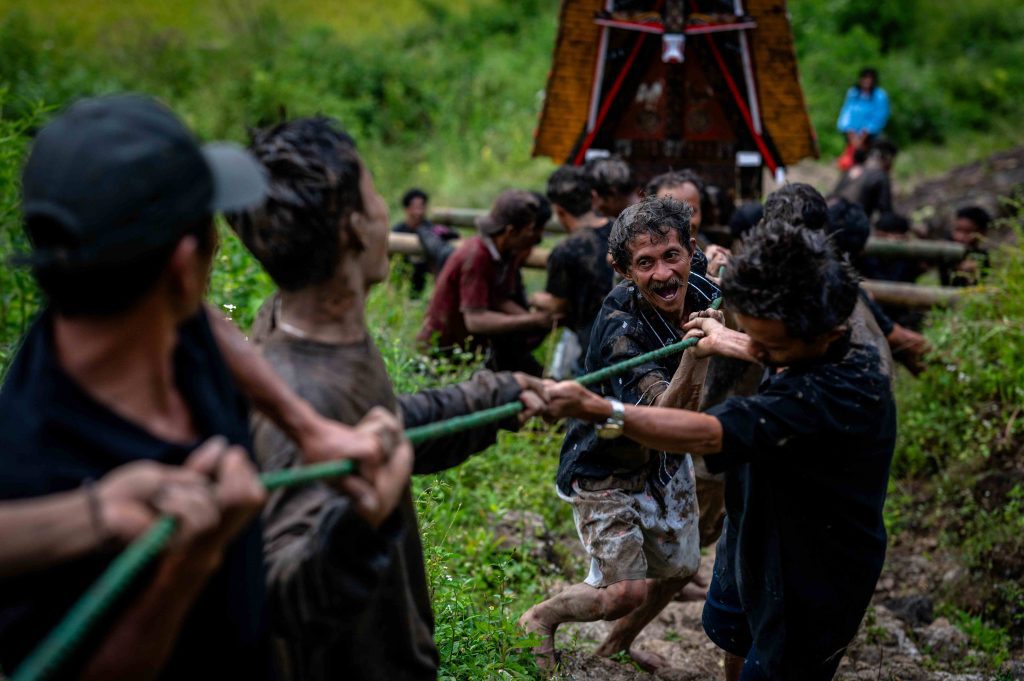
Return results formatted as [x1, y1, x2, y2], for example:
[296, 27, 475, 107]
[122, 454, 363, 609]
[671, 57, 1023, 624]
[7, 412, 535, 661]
[0, 310, 271, 679]
[705, 336, 895, 676]
[556, 272, 720, 495]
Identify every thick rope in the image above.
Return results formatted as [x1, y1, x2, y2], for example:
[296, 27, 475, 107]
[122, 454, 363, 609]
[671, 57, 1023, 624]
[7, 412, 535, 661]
[14, 293, 722, 681]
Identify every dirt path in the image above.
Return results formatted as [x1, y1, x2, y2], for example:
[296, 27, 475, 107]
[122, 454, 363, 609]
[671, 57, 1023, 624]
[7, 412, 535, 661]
[534, 538, 1023, 680]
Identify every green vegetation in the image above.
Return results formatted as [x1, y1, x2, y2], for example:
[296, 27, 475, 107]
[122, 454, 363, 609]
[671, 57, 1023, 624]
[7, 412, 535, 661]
[792, 0, 1024, 161]
[890, 213, 1024, 656]
[1, 0, 1023, 676]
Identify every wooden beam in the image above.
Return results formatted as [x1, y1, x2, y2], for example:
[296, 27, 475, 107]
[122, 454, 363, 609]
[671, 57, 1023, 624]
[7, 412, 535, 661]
[428, 207, 968, 262]
[389, 232, 963, 308]
[860, 280, 962, 309]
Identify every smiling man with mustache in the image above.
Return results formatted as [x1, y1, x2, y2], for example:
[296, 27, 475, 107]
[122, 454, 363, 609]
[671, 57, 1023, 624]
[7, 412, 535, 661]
[520, 197, 719, 673]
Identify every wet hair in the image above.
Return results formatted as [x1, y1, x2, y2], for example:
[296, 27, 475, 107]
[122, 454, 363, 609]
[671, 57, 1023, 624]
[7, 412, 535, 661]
[826, 198, 870, 257]
[531, 191, 553, 230]
[29, 216, 214, 317]
[956, 205, 991, 233]
[608, 196, 693, 272]
[227, 116, 363, 292]
[762, 183, 828, 231]
[546, 165, 591, 217]
[402, 188, 428, 207]
[876, 212, 910, 235]
[645, 169, 704, 199]
[723, 220, 859, 342]
[584, 157, 637, 199]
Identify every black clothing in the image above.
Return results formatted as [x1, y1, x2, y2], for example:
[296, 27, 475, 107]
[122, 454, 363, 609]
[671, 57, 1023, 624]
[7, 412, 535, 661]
[939, 248, 990, 287]
[392, 220, 458, 294]
[556, 275, 720, 496]
[703, 336, 895, 678]
[545, 222, 614, 352]
[856, 251, 919, 284]
[858, 288, 894, 336]
[834, 166, 892, 221]
[0, 310, 270, 679]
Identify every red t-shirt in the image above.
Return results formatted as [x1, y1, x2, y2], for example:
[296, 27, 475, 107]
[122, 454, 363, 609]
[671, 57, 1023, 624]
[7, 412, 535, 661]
[418, 236, 505, 348]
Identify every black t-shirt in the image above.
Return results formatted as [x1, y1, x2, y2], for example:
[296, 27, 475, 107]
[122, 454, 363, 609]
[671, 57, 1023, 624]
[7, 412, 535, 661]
[556, 275, 720, 495]
[0, 310, 270, 679]
[704, 336, 895, 676]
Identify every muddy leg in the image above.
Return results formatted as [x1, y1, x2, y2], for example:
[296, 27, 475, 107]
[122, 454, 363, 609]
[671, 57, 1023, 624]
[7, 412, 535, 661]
[519, 580, 647, 672]
[594, 576, 689, 672]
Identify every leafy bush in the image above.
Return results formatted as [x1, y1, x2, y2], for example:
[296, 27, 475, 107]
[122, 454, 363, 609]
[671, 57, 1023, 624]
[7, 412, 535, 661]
[894, 219, 1024, 477]
[791, 0, 1024, 157]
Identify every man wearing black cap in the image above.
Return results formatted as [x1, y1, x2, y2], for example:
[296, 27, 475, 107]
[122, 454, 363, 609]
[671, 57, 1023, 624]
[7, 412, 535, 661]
[0, 95, 403, 679]
[418, 189, 556, 374]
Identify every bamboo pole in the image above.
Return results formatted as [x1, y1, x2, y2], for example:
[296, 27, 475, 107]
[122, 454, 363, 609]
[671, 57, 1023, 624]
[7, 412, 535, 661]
[389, 232, 964, 308]
[427, 207, 967, 262]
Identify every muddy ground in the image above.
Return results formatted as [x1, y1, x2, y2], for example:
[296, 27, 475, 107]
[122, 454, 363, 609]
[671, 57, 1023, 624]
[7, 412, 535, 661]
[526, 532, 1023, 680]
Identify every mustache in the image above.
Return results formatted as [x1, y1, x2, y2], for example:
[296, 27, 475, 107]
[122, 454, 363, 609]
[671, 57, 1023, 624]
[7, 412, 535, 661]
[648, 277, 685, 292]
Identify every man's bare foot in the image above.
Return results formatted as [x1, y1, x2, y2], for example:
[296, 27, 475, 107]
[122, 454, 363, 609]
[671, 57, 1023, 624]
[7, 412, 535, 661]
[596, 644, 669, 673]
[518, 606, 559, 672]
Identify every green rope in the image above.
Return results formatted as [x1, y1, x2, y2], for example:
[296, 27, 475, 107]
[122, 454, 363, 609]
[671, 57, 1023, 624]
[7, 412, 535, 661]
[14, 293, 723, 681]
[12, 517, 178, 681]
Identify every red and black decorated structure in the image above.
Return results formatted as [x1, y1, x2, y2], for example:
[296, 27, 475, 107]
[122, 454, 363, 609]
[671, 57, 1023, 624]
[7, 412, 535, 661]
[533, 0, 818, 200]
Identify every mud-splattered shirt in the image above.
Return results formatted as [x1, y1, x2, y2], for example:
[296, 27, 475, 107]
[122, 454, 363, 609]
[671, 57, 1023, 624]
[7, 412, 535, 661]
[556, 275, 720, 495]
[704, 335, 895, 676]
[251, 296, 523, 681]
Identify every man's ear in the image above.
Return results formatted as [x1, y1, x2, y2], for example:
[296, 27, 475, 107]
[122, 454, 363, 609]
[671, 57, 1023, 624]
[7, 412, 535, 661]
[612, 260, 632, 281]
[553, 204, 570, 227]
[165, 235, 205, 310]
[345, 210, 368, 252]
[690, 237, 697, 255]
[823, 326, 846, 345]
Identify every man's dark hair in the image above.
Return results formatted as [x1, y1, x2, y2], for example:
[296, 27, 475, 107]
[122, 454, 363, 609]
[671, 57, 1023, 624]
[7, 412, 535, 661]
[762, 183, 828, 231]
[402, 188, 428, 208]
[723, 220, 859, 343]
[645, 169, 704, 198]
[956, 205, 991, 233]
[876, 212, 910, 235]
[585, 157, 637, 199]
[29, 216, 215, 317]
[868, 138, 898, 160]
[546, 165, 591, 217]
[858, 67, 879, 84]
[608, 196, 693, 272]
[531, 191, 553, 230]
[826, 198, 870, 257]
[228, 116, 363, 292]
[730, 201, 763, 239]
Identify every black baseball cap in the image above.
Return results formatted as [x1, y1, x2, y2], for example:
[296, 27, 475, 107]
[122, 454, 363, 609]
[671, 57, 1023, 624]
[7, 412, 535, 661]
[17, 94, 267, 269]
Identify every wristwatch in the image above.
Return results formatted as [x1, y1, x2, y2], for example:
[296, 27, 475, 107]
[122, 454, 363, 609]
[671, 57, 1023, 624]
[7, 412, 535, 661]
[596, 398, 626, 440]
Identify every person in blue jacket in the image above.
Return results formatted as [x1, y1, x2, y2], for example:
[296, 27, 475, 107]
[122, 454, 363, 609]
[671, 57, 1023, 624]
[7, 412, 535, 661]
[836, 68, 890, 167]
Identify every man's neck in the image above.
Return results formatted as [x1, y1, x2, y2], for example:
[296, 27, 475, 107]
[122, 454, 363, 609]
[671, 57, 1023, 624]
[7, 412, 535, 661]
[574, 211, 608, 232]
[53, 300, 197, 443]
[277, 263, 368, 345]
